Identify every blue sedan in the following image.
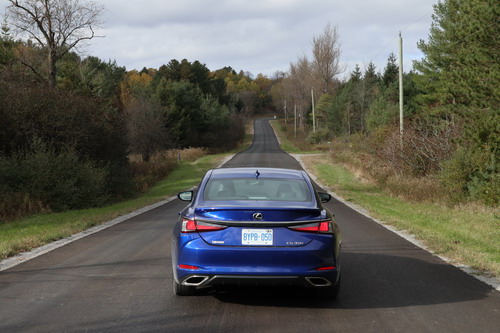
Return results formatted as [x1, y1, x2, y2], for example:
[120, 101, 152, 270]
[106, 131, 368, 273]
[172, 167, 342, 298]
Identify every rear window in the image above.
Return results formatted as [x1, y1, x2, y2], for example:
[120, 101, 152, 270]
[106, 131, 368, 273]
[204, 178, 312, 201]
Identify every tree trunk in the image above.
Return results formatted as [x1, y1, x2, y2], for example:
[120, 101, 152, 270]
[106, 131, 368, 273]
[48, 49, 57, 88]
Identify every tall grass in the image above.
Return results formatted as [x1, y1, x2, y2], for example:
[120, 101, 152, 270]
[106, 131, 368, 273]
[129, 148, 206, 193]
[328, 141, 445, 203]
[270, 120, 325, 154]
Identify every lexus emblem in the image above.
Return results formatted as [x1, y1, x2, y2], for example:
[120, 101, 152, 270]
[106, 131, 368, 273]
[252, 212, 263, 220]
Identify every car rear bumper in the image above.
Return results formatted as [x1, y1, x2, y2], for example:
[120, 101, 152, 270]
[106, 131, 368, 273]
[178, 273, 339, 289]
[172, 234, 341, 288]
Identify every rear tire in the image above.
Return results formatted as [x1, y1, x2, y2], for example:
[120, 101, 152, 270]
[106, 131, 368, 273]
[173, 278, 196, 296]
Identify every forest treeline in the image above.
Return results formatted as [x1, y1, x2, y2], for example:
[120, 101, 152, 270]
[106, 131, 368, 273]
[270, 0, 498, 206]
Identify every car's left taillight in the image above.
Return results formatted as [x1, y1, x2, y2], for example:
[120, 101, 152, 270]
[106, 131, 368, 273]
[181, 218, 227, 233]
[288, 220, 333, 233]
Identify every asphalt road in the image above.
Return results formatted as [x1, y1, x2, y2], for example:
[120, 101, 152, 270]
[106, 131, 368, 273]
[1, 119, 499, 332]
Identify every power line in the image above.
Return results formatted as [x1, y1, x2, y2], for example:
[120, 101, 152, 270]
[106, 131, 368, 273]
[446, 18, 500, 47]
[357, 10, 434, 75]
[367, 34, 399, 64]
[400, 11, 434, 34]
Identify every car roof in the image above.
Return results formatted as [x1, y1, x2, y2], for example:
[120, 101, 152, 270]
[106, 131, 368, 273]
[210, 167, 305, 180]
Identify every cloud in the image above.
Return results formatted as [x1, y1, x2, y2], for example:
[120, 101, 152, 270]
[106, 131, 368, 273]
[1, 0, 437, 77]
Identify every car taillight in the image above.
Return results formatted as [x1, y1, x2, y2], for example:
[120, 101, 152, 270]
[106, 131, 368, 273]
[178, 264, 200, 270]
[182, 219, 197, 232]
[289, 220, 333, 233]
[181, 218, 227, 233]
[316, 266, 336, 271]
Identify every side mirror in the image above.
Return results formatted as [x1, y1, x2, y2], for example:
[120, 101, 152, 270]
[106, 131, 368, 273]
[318, 192, 331, 203]
[178, 191, 193, 202]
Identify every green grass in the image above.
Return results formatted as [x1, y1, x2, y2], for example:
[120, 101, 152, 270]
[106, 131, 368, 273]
[0, 154, 225, 260]
[311, 159, 500, 277]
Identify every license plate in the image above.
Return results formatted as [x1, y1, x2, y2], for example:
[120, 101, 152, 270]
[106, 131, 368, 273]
[242, 229, 273, 245]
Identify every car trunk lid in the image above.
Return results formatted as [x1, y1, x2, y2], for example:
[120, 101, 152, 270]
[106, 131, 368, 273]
[193, 205, 326, 247]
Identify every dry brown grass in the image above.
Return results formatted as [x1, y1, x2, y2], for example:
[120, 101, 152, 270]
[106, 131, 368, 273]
[0, 193, 50, 222]
[274, 120, 320, 152]
[328, 141, 446, 204]
[129, 148, 207, 193]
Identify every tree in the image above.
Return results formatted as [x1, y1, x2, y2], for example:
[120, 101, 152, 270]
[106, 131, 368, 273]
[155, 80, 204, 147]
[0, 19, 15, 67]
[289, 55, 312, 131]
[350, 65, 362, 82]
[326, 83, 350, 135]
[124, 97, 167, 162]
[315, 93, 334, 128]
[363, 62, 379, 85]
[366, 91, 399, 131]
[0, 79, 132, 199]
[382, 52, 399, 87]
[363, 62, 380, 108]
[413, 0, 499, 108]
[312, 23, 343, 94]
[79, 57, 126, 100]
[6, 0, 104, 88]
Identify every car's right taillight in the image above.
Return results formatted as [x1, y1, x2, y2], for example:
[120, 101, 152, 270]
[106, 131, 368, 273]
[181, 218, 227, 233]
[288, 220, 333, 233]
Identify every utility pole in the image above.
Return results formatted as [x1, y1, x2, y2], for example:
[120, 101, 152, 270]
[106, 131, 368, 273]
[311, 88, 316, 132]
[399, 32, 404, 147]
[294, 103, 297, 139]
[284, 99, 287, 124]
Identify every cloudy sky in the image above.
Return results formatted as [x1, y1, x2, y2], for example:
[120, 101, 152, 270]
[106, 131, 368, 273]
[2, 0, 438, 78]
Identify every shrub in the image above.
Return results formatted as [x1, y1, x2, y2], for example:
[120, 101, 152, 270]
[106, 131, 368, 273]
[128, 148, 207, 194]
[366, 96, 398, 131]
[329, 134, 445, 203]
[0, 140, 109, 220]
[0, 80, 134, 202]
[438, 108, 499, 206]
[306, 128, 331, 144]
[129, 151, 176, 193]
[377, 114, 460, 177]
[440, 146, 499, 206]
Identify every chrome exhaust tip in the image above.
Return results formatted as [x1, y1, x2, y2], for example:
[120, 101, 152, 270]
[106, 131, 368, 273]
[182, 276, 209, 286]
[305, 277, 332, 287]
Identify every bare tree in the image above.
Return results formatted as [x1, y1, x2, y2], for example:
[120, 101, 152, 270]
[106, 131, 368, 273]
[237, 91, 257, 116]
[125, 97, 168, 162]
[289, 55, 312, 131]
[312, 23, 343, 95]
[6, 0, 104, 88]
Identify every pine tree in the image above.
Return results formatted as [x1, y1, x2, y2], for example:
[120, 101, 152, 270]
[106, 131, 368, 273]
[413, 0, 499, 109]
[362, 62, 380, 110]
[363, 62, 379, 85]
[382, 52, 399, 87]
[350, 65, 362, 82]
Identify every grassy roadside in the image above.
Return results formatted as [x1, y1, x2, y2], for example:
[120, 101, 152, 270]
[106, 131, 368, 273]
[306, 155, 499, 277]
[269, 120, 322, 154]
[0, 153, 226, 260]
[272, 122, 499, 278]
